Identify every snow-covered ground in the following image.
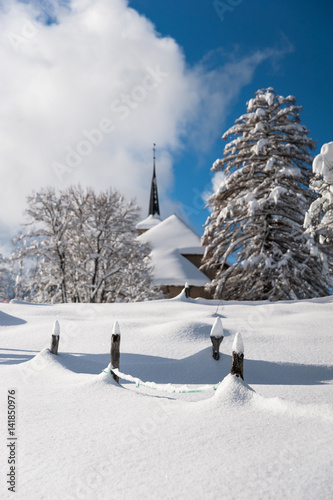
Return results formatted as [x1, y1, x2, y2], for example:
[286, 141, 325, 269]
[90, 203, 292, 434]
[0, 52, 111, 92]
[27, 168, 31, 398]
[1, 294, 333, 499]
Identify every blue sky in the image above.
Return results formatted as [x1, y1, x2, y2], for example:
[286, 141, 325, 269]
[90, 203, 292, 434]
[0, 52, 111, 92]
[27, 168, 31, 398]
[0, 0, 332, 251]
[129, 0, 333, 233]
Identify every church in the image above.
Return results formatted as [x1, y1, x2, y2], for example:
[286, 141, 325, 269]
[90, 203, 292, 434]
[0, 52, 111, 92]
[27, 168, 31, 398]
[136, 147, 212, 299]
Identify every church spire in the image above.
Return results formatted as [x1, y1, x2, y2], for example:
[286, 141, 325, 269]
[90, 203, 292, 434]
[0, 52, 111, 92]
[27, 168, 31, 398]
[148, 143, 160, 216]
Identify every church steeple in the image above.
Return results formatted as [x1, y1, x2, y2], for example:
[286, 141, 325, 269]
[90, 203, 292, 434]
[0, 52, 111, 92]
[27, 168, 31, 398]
[136, 144, 162, 234]
[148, 143, 160, 216]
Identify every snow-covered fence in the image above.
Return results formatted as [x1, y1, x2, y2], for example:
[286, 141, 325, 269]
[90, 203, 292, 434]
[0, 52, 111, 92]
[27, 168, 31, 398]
[110, 321, 121, 384]
[103, 326, 245, 392]
[210, 317, 224, 360]
[50, 320, 60, 355]
[49, 318, 245, 387]
[104, 366, 222, 394]
[107, 330, 245, 391]
[231, 332, 244, 380]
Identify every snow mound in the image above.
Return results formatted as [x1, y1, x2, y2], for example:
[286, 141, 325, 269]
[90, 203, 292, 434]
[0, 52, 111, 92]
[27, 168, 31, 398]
[214, 374, 255, 405]
[213, 375, 333, 423]
[253, 393, 333, 422]
[9, 299, 48, 306]
[22, 348, 71, 376]
[171, 288, 194, 302]
[91, 363, 121, 387]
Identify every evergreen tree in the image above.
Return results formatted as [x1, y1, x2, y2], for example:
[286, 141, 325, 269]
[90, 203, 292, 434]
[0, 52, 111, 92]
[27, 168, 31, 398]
[202, 88, 330, 300]
[304, 142, 333, 271]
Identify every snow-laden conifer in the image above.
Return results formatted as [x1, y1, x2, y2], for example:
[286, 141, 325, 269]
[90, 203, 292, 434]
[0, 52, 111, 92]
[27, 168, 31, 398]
[202, 88, 330, 300]
[304, 142, 333, 272]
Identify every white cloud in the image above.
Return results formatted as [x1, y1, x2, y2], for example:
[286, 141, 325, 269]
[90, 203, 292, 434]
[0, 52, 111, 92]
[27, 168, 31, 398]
[0, 0, 291, 244]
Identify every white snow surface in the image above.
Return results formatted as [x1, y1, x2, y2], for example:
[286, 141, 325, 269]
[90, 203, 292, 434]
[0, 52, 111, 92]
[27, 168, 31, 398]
[138, 214, 209, 286]
[1, 296, 333, 499]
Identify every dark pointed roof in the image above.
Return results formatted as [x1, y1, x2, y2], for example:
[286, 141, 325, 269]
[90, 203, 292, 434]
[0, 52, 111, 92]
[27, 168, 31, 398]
[148, 144, 160, 216]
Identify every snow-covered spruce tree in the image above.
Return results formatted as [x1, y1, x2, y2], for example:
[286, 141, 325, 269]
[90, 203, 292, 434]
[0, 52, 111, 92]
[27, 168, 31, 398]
[304, 142, 333, 271]
[201, 88, 330, 300]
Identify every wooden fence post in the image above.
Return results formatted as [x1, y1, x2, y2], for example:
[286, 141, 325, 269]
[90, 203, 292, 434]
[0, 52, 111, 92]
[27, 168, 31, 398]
[111, 321, 121, 383]
[231, 332, 244, 380]
[50, 320, 60, 355]
[210, 317, 224, 360]
[184, 282, 190, 298]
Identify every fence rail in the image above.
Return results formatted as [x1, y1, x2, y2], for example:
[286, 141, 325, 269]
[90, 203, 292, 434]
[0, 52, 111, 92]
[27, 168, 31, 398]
[49, 305, 246, 391]
[103, 367, 221, 394]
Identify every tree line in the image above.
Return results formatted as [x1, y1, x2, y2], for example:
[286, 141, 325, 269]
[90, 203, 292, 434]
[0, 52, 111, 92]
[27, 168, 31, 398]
[1, 87, 332, 303]
[1, 186, 160, 303]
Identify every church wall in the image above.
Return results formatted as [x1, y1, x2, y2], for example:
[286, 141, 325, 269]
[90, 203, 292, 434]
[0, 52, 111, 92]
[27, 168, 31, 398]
[181, 253, 203, 269]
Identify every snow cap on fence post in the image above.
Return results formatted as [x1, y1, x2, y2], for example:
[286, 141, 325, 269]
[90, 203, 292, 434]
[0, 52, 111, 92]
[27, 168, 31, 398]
[50, 320, 60, 355]
[111, 321, 121, 383]
[232, 332, 244, 354]
[113, 321, 120, 336]
[231, 332, 244, 380]
[210, 317, 224, 338]
[210, 317, 224, 360]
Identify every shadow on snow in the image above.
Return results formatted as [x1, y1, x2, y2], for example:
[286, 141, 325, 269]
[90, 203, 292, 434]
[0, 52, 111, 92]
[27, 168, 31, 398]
[0, 311, 27, 327]
[55, 348, 333, 386]
[1, 346, 332, 386]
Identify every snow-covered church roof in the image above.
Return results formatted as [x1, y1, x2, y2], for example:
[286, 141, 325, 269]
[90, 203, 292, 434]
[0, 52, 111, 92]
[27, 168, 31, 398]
[138, 214, 210, 287]
[136, 214, 162, 231]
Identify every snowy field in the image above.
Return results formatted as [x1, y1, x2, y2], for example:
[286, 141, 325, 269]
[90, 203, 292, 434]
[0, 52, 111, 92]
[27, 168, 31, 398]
[1, 294, 333, 499]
